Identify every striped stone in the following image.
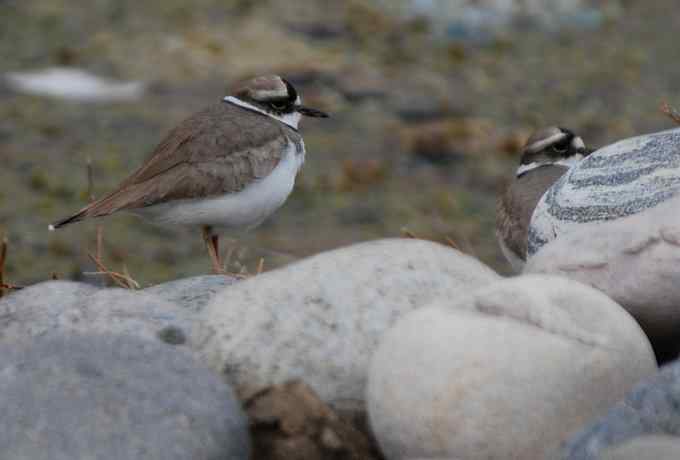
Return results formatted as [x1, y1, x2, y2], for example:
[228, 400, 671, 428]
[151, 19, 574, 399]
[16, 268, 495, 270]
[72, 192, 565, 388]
[528, 127, 680, 256]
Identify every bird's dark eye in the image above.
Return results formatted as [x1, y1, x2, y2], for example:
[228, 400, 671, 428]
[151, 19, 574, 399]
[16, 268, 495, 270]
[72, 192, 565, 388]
[270, 102, 288, 111]
[551, 144, 568, 154]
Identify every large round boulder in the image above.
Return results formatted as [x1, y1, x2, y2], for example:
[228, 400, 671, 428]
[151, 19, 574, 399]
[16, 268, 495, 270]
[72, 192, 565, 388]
[0, 280, 192, 347]
[367, 275, 656, 460]
[526, 194, 680, 362]
[192, 238, 500, 410]
[144, 275, 238, 312]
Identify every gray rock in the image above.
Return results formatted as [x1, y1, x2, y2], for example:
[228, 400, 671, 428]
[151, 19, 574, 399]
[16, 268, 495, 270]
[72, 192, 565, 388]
[563, 359, 680, 460]
[193, 238, 500, 410]
[0, 280, 192, 347]
[0, 333, 249, 460]
[144, 275, 238, 313]
[526, 193, 680, 362]
[0, 280, 100, 311]
[368, 275, 656, 460]
[529, 127, 680, 257]
[600, 436, 680, 460]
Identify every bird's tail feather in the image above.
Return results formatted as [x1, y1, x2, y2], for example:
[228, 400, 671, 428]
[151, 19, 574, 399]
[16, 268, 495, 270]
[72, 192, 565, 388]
[48, 208, 90, 231]
[48, 180, 156, 231]
[48, 193, 123, 231]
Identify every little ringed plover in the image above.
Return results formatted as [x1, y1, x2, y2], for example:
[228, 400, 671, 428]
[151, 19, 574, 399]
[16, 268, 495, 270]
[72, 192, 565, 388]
[49, 75, 328, 273]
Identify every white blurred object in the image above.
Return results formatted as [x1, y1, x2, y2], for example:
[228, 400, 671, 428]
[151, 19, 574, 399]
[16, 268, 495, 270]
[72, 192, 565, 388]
[4, 67, 145, 102]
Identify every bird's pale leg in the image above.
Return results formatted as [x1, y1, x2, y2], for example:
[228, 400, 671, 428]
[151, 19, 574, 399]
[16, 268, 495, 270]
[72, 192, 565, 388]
[202, 226, 223, 274]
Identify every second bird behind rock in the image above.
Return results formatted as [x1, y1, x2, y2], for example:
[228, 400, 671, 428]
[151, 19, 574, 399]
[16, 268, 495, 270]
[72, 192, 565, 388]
[496, 126, 592, 271]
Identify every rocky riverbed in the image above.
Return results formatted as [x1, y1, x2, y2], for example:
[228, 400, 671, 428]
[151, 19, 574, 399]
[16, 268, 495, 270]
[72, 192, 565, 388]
[2, 238, 680, 459]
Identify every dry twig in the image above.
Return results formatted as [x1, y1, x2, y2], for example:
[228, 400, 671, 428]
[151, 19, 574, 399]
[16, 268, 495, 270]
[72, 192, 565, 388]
[86, 157, 95, 202]
[121, 264, 139, 289]
[96, 225, 103, 262]
[0, 234, 6, 298]
[87, 158, 105, 262]
[445, 236, 461, 251]
[86, 252, 140, 289]
[0, 235, 23, 297]
[401, 227, 470, 254]
[661, 101, 680, 125]
[400, 227, 418, 239]
[82, 158, 139, 288]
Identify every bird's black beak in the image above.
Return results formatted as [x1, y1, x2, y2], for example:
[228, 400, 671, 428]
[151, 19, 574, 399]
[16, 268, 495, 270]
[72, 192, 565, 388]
[297, 106, 329, 118]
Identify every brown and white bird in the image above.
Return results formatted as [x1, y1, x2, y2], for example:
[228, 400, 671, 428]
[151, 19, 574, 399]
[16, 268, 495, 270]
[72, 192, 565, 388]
[49, 75, 328, 273]
[496, 127, 592, 271]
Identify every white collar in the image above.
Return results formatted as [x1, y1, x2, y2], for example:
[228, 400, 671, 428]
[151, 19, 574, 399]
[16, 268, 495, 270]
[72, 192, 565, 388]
[516, 153, 584, 177]
[224, 96, 301, 130]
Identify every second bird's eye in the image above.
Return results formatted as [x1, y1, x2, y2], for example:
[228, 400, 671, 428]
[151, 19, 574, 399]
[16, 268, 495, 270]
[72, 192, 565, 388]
[271, 102, 288, 111]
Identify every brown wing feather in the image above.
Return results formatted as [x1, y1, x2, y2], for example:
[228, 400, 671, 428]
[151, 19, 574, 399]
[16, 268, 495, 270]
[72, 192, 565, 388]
[51, 102, 298, 228]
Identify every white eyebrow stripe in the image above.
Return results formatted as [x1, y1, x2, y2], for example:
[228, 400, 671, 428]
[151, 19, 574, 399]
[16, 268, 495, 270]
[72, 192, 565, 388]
[250, 88, 288, 99]
[224, 96, 300, 130]
[525, 132, 568, 153]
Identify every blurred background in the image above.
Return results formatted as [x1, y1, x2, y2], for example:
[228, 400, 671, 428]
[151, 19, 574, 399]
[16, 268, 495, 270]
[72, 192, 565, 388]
[1, 0, 678, 286]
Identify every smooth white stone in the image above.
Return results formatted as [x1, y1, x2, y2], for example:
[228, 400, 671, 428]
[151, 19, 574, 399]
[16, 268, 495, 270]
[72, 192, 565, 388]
[367, 275, 656, 460]
[526, 193, 680, 360]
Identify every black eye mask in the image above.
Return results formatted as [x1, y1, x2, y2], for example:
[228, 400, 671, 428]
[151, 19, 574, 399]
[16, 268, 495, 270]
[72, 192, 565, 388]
[268, 100, 293, 112]
[282, 78, 298, 104]
[553, 129, 576, 156]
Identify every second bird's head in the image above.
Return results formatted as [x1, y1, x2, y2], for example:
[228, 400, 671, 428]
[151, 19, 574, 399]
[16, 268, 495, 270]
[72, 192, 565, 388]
[516, 126, 591, 177]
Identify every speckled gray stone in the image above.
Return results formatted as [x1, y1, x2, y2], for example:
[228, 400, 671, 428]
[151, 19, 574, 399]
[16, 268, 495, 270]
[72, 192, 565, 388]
[193, 238, 501, 410]
[144, 275, 238, 313]
[0, 280, 100, 312]
[0, 333, 250, 460]
[563, 359, 680, 460]
[0, 280, 192, 347]
[529, 128, 680, 256]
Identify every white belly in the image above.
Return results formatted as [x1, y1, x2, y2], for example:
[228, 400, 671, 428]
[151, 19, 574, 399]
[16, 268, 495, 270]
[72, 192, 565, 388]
[135, 142, 304, 229]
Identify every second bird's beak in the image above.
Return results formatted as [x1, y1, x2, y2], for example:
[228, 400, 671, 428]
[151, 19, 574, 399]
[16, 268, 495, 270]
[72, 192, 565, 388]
[296, 106, 329, 118]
